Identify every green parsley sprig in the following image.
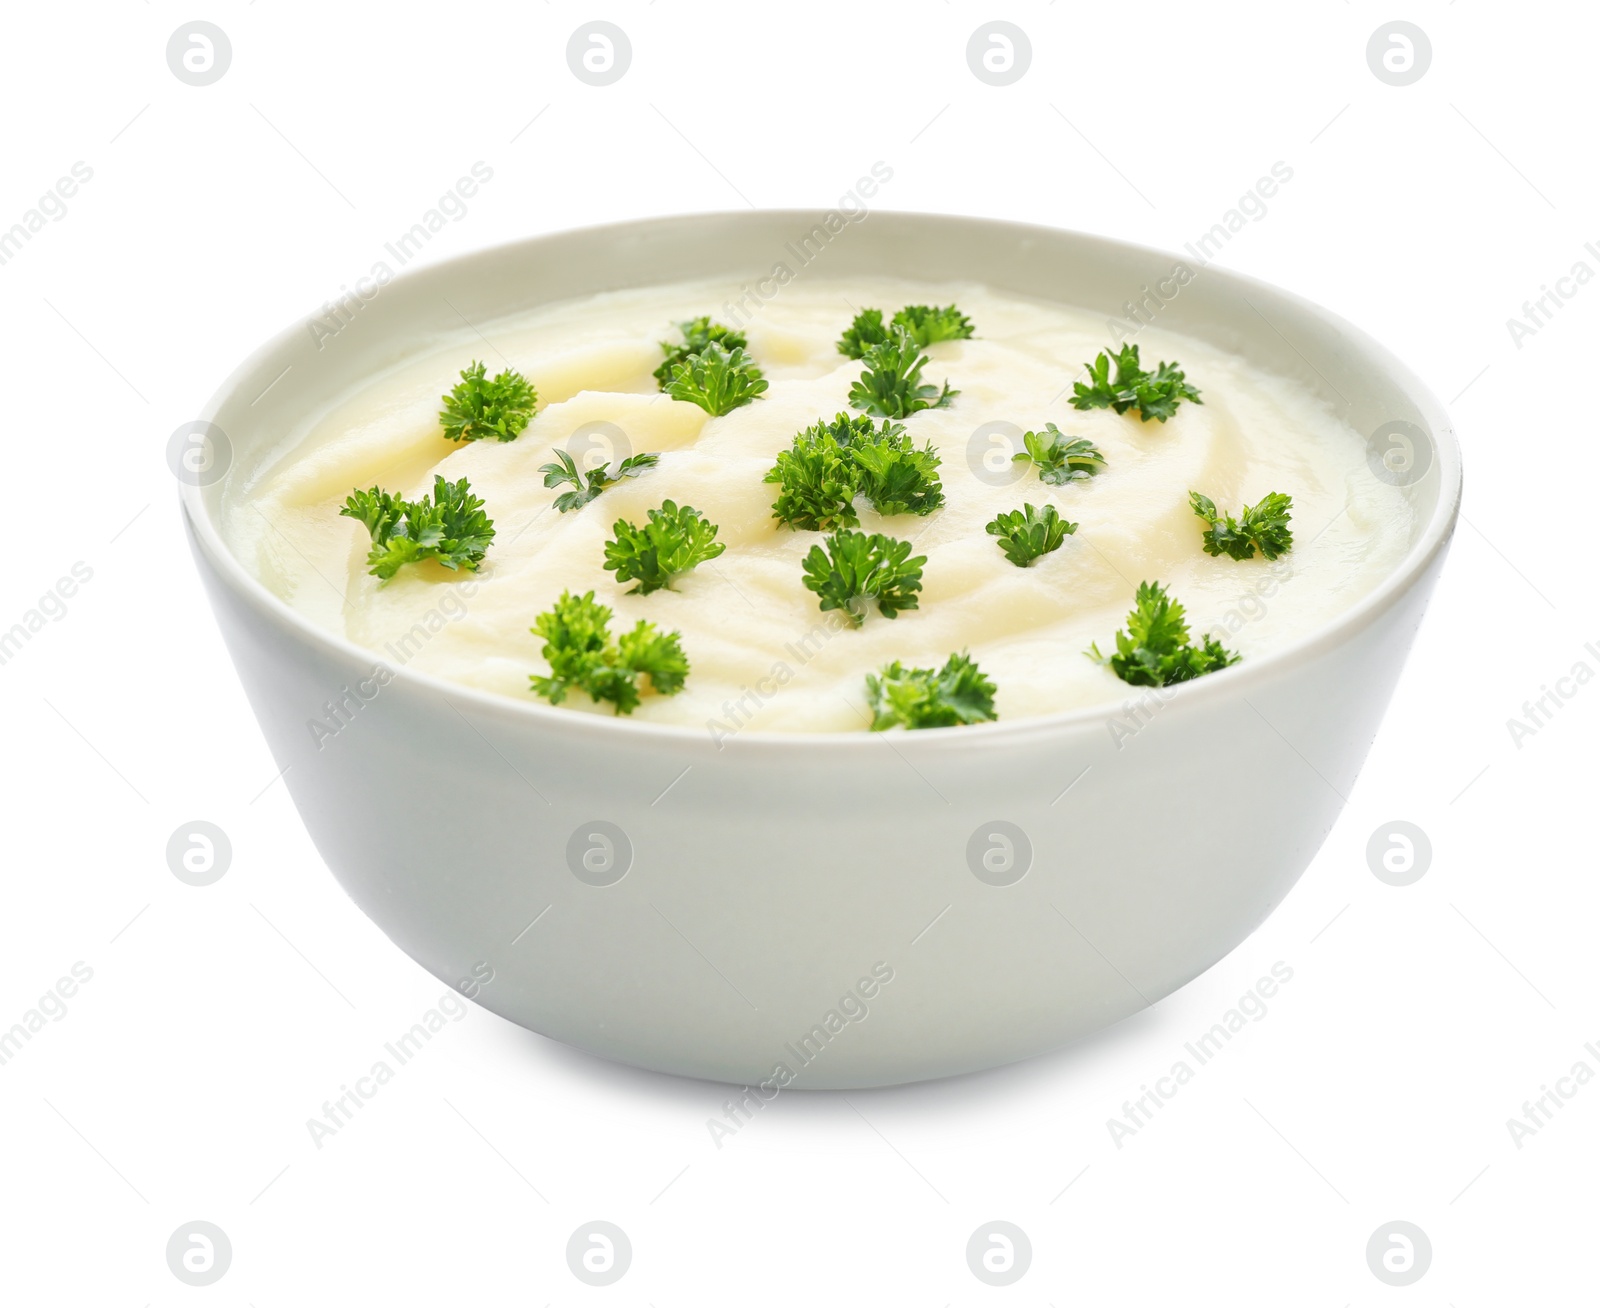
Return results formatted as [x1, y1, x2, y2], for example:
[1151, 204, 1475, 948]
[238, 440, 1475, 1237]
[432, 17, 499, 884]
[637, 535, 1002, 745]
[800, 529, 925, 626]
[766, 412, 945, 529]
[541, 449, 660, 513]
[986, 503, 1076, 567]
[665, 341, 768, 416]
[866, 652, 997, 730]
[765, 415, 862, 531]
[1089, 581, 1240, 687]
[654, 316, 748, 389]
[894, 303, 975, 348]
[341, 476, 495, 582]
[1071, 344, 1201, 423]
[836, 308, 889, 359]
[1189, 491, 1294, 561]
[604, 500, 726, 594]
[847, 329, 957, 419]
[529, 589, 689, 715]
[439, 361, 537, 442]
[837, 304, 975, 358]
[1013, 423, 1107, 485]
[852, 428, 945, 517]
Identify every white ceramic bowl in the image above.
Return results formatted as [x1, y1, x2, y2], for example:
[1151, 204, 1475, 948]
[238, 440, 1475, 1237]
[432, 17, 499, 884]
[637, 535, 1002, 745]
[181, 212, 1460, 1088]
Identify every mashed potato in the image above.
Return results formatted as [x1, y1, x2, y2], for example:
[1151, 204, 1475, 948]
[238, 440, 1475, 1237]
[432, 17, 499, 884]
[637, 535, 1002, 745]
[225, 278, 1415, 732]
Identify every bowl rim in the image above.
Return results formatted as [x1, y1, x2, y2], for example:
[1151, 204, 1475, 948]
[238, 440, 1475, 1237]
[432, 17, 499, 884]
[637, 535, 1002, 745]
[181, 208, 1463, 754]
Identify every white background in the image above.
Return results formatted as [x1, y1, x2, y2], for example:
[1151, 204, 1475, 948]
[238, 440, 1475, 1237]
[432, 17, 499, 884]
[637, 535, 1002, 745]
[2, 1, 1596, 1302]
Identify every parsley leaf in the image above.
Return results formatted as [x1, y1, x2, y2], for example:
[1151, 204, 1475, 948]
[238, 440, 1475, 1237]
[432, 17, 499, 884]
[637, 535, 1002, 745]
[765, 414, 863, 531]
[866, 652, 997, 730]
[1088, 581, 1240, 687]
[341, 475, 495, 582]
[837, 308, 891, 359]
[654, 316, 748, 389]
[1070, 344, 1201, 423]
[1013, 423, 1107, 485]
[837, 304, 976, 358]
[604, 499, 726, 594]
[892, 303, 975, 347]
[541, 449, 660, 513]
[851, 427, 945, 517]
[529, 589, 689, 715]
[1189, 490, 1294, 561]
[800, 528, 925, 626]
[847, 329, 957, 419]
[765, 413, 943, 528]
[665, 341, 768, 416]
[439, 361, 537, 442]
[986, 503, 1076, 567]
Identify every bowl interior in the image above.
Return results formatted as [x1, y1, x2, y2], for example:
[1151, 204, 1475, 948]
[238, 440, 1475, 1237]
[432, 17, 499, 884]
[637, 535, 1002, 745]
[184, 210, 1460, 738]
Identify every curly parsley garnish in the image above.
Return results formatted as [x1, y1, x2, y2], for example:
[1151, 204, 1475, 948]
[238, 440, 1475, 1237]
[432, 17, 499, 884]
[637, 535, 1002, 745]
[847, 329, 957, 419]
[341, 476, 495, 582]
[654, 316, 748, 389]
[986, 503, 1076, 567]
[664, 341, 768, 416]
[837, 304, 975, 358]
[836, 308, 890, 360]
[1071, 344, 1201, 423]
[604, 499, 726, 594]
[866, 652, 997, 730]
[541, 449, 660, 513]
[439, 361, 537, 442]
[892, 303, 975, 348]
[852, 428, 945, 517]
[529, 589, 689, 715]
[800, 529, 925, 626]
[766, 412, 945, 529]
[1013, 424, 1107, 484]
[1089, 581, 1240, 687]
[1189, 491, 1294, 561]
[766, 415, 862, 531]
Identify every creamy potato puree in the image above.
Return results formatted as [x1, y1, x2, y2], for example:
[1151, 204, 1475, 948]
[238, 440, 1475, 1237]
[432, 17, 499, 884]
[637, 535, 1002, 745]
[225, 279, 1415, 731]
